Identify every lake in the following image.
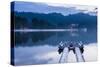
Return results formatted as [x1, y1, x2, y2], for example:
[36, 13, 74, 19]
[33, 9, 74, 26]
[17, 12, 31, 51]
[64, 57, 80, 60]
[11, 28, 97, 66]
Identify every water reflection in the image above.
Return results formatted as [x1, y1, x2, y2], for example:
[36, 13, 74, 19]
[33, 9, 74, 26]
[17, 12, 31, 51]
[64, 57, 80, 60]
[14, 45, 60, 65]
[14, 43, 97, 66]
[12, 28, 97, 65]
[14, 28, 97, 47]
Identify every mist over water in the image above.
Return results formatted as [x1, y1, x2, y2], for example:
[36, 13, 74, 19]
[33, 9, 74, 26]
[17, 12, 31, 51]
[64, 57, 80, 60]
[14, 28, 97, 47]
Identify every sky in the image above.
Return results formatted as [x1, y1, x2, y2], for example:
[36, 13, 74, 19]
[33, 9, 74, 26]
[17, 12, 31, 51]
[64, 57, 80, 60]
[13, 1, 97, 16]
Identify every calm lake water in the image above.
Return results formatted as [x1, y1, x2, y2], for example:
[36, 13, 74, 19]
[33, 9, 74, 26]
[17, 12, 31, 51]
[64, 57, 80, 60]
[11, 28, 97, 65]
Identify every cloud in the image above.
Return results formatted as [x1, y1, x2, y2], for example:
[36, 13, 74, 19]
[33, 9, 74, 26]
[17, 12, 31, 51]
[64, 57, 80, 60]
[46, 3, 97, 16]
[46, 2, 97, 11]
[13, 1, 97, 16]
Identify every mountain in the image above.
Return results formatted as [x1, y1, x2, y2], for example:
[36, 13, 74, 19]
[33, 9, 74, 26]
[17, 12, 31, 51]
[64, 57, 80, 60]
[12, 12, 97, 29]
